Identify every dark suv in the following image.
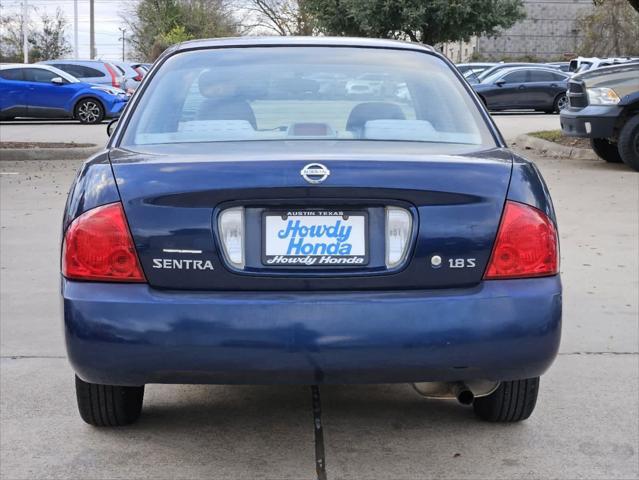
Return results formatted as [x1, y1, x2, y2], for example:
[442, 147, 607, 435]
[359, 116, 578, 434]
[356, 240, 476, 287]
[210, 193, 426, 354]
[560, 62, 639, 170]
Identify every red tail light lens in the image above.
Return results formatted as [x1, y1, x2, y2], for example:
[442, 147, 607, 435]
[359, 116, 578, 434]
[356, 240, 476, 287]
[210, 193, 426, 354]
[62, 203, 146, 282]
[105, 63, 120, 88]
[132, 67, 144, 82]
[484, 201, 558, 279]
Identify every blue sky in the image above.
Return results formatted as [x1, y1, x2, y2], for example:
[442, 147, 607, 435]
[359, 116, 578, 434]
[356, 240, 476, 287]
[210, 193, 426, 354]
[1, 0, 131, 60]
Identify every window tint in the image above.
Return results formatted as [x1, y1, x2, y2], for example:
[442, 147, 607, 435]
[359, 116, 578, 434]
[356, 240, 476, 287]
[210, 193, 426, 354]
[528, 70, 559, 82]
[551, 72, 567, 81]
[23, 68, 58, 83]
[122, 47, 494, 147]
[502, 71, 528, 83]
[0, 68, 23, 81]
[56, 64, 105, 78]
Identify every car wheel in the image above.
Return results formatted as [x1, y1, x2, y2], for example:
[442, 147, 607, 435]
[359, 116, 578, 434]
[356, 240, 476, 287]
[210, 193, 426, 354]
[618, 114, 639, 172]
[75, 98, 105, 124]
[553, 93, 568, 113]
[473, 377, 539, 422]
[75, 375, 144, 426]
[590, 138, 623, 163]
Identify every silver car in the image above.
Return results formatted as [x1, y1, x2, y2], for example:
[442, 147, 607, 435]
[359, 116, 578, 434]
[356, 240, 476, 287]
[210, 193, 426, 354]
[39, 60, 126, 91]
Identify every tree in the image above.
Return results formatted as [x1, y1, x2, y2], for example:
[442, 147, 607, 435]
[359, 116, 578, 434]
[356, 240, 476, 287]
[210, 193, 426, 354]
[29, 8, 72, 62]
[578, 0, 639, 56]
[304, 0, 525, 45]
[241, 0, 314, 35]
[0, 6, 71, 62]
[124, 0, 239, 61]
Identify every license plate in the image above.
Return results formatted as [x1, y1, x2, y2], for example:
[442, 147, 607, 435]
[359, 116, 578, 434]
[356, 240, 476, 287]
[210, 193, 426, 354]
[263, 210, 368, 266]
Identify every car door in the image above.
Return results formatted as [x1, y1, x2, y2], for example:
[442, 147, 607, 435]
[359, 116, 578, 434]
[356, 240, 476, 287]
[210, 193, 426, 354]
[0, 68, 28, 118]
[489, 70, 529, 108]
[526, 70, 566, 108]
[22, 68, 75, 118]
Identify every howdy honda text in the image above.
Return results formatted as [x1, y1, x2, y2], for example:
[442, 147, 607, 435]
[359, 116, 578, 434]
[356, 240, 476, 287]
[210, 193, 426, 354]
[263, 211, 368, 266]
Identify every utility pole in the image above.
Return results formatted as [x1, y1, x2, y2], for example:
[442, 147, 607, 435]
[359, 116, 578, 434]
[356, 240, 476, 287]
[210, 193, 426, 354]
[89, 0, 95, 59]
[22, 0, 28, 63]
[73, 0, 79, 58]
[118, 27, 126, 61]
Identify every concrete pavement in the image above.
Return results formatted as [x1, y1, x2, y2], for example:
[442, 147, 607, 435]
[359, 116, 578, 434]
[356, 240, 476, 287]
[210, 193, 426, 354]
[0, 115, 637, 479]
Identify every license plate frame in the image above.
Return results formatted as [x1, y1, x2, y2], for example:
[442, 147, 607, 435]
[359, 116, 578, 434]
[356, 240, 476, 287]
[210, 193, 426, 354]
[262, 209, 369, 267]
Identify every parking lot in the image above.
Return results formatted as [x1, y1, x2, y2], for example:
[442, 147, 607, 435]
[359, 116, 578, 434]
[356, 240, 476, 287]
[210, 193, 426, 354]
[1, 114, 638, 479]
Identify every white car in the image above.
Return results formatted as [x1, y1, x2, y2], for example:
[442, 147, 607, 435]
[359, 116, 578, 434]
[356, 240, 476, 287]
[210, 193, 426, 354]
[345, 73, 392, 96]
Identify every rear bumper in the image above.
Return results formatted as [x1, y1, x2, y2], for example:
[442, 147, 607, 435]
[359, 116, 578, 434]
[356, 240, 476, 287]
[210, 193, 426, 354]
[560, 105, 621, 138]
[63, 277, 562, 386]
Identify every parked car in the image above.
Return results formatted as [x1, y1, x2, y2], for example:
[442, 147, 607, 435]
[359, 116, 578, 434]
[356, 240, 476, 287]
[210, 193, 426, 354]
[62, 37, 560, 427]
[469, 62, 562, 84]
[0, 63, 128, 123]
[560, 62, 639, 170]
[456, 62, 497, 75]
[473, 66, 570, 112]
[109, 60, 143, 91]
[130, 62, 149, 80]
[39, 59, 125, 91]
[568, 56, 639, 73]
[345, 73, 393, 96]
[545, 62, 570, 72]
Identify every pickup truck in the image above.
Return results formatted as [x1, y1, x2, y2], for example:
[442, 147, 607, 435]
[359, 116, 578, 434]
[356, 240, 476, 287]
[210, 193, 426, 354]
[560, 62, 639, 171]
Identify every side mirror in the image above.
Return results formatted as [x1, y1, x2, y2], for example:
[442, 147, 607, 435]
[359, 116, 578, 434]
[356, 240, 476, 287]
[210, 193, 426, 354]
[107, 119, 118, 137]
[495, 79, 506, 87]
[51, 77, 65, 85]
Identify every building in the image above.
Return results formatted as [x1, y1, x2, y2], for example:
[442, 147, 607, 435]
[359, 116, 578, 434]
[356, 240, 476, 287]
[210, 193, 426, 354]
[474, 0, 595, 60]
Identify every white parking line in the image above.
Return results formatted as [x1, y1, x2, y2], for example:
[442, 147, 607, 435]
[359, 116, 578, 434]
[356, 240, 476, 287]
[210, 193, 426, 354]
[0, 172, 19, 175]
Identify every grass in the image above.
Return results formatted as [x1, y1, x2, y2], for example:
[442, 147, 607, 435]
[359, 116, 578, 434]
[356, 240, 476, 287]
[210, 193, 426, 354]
[528, 129, 591, 149]
[529, 130, 564, 142]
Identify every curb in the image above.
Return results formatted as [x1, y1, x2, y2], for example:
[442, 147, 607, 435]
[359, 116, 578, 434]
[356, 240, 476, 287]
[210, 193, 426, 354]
[512, 134, 598, 161]
[0, 146, 101, 161]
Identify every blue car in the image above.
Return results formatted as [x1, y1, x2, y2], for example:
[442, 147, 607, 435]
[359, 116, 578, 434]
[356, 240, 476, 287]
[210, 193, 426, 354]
[61, 37, 561, 426]
[0, 63, 128, 124]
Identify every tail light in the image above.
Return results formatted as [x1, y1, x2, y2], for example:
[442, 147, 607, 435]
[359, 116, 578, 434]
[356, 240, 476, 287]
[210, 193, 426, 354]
[132, 67, 144, 82]
[62, 203, 146, 282]
[484, 201, 558, 279]
[385, 207, 412, 268]
[105, 63, 120, 88]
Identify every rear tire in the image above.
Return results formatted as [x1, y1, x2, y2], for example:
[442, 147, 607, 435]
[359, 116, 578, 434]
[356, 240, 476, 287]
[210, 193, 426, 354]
[590, 138, 622, 163]
[75, 98, 105, 124]
[75, 375, 144, 426]
[618, 114, 639, 171]
[473, 377, 539, 422]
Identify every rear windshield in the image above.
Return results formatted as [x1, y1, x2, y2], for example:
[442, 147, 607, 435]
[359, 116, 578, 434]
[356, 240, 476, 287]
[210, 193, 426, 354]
[121, 46, 494, 147]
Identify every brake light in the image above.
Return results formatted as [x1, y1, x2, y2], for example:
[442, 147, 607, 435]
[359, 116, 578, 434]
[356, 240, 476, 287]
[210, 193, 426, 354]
[484, 201, 558, 279]
[105, 63, 120, 88]
[132, 67, 144, 82]
[62, 203, 146, 282]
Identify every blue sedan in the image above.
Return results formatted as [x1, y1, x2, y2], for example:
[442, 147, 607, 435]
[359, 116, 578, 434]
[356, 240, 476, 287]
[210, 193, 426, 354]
[61, 37, 561, 426]
[0, 63, 128, 124]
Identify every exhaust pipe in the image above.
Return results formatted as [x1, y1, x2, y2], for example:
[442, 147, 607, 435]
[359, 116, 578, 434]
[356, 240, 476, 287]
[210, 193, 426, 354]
[452, 383, 474, 405]
[412, 380, 498, 403]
